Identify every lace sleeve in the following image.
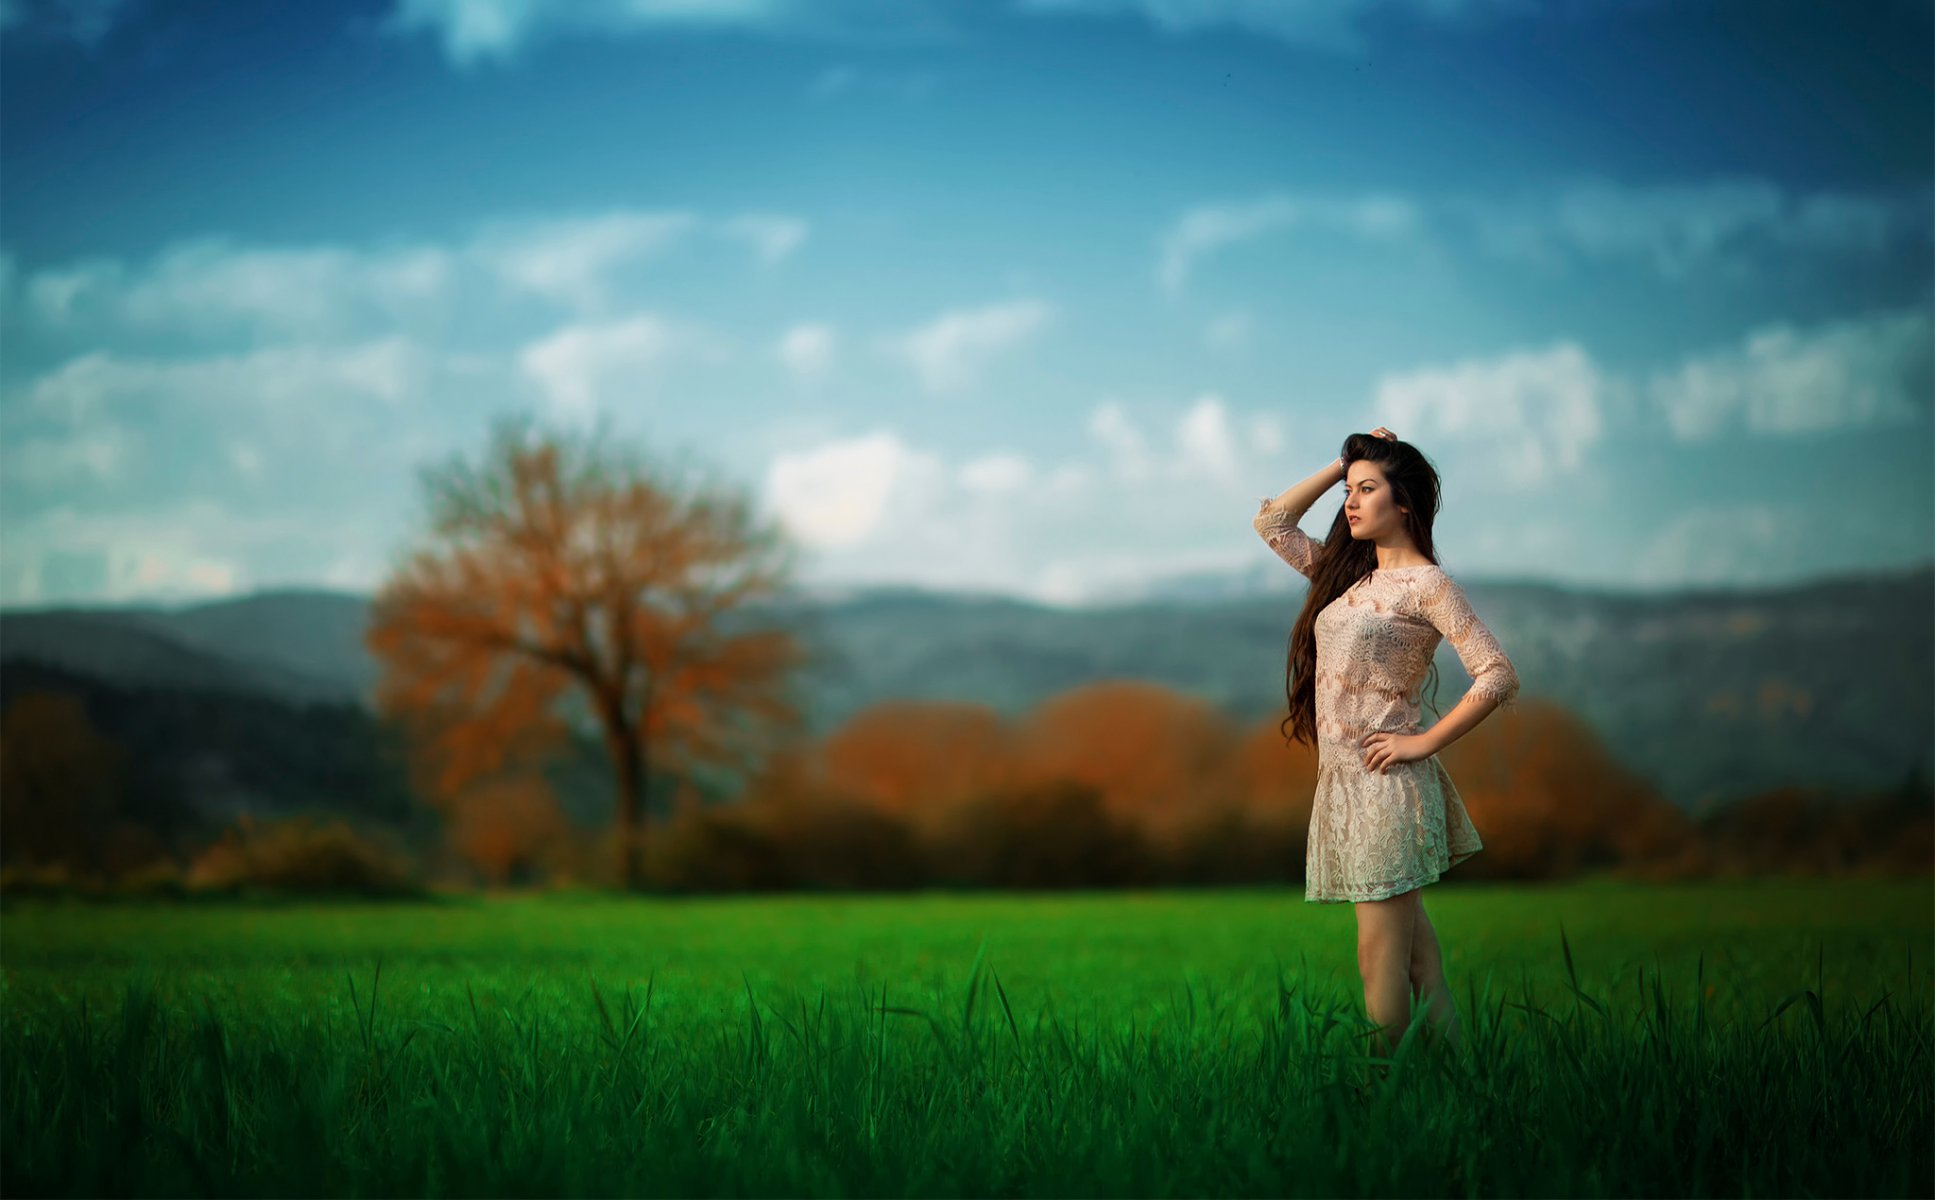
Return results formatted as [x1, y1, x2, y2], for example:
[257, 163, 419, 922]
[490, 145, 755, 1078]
[1253, 498, 1321, 579]
[1416, 571, 1520, 713]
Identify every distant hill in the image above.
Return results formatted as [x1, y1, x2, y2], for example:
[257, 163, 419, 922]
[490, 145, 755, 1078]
[0, 657, 427, 857]
[0, 607, 350, 704]
[3, 562, 1930, 815]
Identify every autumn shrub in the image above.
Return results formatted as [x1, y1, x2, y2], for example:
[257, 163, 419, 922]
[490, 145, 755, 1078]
[760, 794, 925, 891]
[185, 813, 422, 897]
[0, 857, 185, 901]
[113, 860, 189, 899]
[1695, 785, 1935, 878]
[534, 826, 623, 891]
[925, 778, 1156, 889]
[0, 861, 106, 899]
[641, 804, 790, 893]
[1161, 805, 1309, 886]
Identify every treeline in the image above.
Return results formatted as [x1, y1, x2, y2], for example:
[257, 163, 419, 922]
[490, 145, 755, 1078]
[1, 670, 1926, 898]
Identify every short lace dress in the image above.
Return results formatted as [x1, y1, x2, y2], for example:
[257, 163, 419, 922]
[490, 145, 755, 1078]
[1254, 499, 1521, 903]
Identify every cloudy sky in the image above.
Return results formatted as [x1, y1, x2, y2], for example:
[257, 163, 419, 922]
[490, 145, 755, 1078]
[2, 0, 1930, 609]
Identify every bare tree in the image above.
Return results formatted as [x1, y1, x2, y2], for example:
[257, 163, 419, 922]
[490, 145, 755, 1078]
[366, 413, 818, 889]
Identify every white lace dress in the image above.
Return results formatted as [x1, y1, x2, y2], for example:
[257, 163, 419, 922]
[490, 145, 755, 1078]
[1254, 499, 1521, 903]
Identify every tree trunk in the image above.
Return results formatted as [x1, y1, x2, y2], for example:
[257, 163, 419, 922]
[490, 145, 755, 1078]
[606, 720, 648, 891]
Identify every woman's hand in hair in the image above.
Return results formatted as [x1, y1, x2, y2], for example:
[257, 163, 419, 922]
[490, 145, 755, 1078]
[1368, 426, 1396, 442]
[1361, 730, 1428, 774]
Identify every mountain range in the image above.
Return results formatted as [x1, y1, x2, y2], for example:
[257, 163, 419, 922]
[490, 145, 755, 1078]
[3, 561, 1930, 817]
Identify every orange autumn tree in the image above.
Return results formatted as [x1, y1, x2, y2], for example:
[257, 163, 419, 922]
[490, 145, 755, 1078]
[815, 700, 1016, 836]
[1430, 698, 1695, 879]
[366, 414, 816, 890]
[1012, 681, 1245, 845]
[448, 771, 570, 887]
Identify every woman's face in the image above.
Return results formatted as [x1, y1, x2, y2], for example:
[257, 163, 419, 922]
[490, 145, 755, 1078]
[1342, 462, 1406, 539]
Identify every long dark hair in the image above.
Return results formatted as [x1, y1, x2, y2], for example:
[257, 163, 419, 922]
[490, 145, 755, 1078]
[1280, 432, 1446, 748]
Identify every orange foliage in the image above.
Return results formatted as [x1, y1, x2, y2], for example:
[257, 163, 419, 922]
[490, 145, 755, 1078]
[1010, 681, 1244, 841]
[185, 813, 418, 895]
[1230, 717, 1322, 823]
[815, 700, 1016, 834]
[448, 772, 570, 886]
[798, 684, 1701, 887]
[365, 415, 813, 888]
[1435, 698, 1695, 879]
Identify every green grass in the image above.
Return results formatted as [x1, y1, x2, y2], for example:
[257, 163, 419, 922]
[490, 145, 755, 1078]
[3, 879, 1930, 1197]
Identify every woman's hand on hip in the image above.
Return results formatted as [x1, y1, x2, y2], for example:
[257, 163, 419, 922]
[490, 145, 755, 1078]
[1361, 731, 1428, 774]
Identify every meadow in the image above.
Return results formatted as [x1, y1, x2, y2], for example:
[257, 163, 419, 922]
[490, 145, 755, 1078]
[3, 878, 1930, 1197]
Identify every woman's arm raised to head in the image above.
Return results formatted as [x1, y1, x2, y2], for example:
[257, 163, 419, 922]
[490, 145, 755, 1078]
[1252, 456, 1344, 580]
[1260, 455, 1345, 524]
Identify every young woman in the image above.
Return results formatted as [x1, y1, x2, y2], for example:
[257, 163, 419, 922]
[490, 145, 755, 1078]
[1252, 426, 1520, 1073]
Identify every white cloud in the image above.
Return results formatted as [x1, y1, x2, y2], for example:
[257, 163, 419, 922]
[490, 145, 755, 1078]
[1373, 342, 1609, 487]
[1034, 543, 1264, 607]
[720, 214, 808, 264]
[1204, 310, 1252, 351]
[893, 298, 1054, 393]
[518, 314, 715, 423]
[1, 421, 138, 488]
[383, 0, 778, 66]
[0, 339, 511, 607]
[804, 62, 940, 100]
[382, 0, 1637, 66]
[776, 322, 835, 378]
[1157, 193, 1421, 292]
[1089, 393, 1267, 486]
[470, 211, 698, 311]
[19, 338, 435, 426]
[384, 0, 958, 67]
[145, 553, 241, 597]
[764, 430, 945, 550]
[1088, 400, 1155, 481]
[1648, 307, 1933, 441]
[1014, 0, 1572, 55]
[1455, 177, 1934, 279]
[24, 241, 453, 341]
[1247, 412, 1285, 457]
[2, 499, 299, 606]
[1160, 178, 1932, 295]
[1360, 305, 1932, 494]
[1634, 503, 1792, 588]
[1045, 462, 1095, 496]
[1175, 393, 1241, 482]
[758, 392, 1298, 605]
[18, 207, 805, 340]
[957, 452, 1033, 494]
[226, 438, 265, 480]
[1, 337, 477, 524]
[1, 0, 136, 45]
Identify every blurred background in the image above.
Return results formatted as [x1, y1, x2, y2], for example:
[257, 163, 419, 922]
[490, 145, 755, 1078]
[1, 0, 1929, 895]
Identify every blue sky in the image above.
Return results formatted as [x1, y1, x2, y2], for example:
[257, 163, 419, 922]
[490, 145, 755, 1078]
[2, 0, 1930, 608]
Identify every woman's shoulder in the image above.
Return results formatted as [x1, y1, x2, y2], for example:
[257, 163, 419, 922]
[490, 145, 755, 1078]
[1395, 564, 1452, 606]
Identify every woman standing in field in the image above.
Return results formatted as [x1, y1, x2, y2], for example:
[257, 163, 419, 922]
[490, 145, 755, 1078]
[1253, 426, 1520, 1074]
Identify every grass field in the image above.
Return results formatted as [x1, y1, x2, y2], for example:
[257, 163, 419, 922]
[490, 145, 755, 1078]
[3, 879, 1930, 1197]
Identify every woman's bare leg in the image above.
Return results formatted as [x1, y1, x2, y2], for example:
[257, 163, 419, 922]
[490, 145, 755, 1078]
[1354, 888, 1419, 1069]
[1408, 896, 1464, 1052]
